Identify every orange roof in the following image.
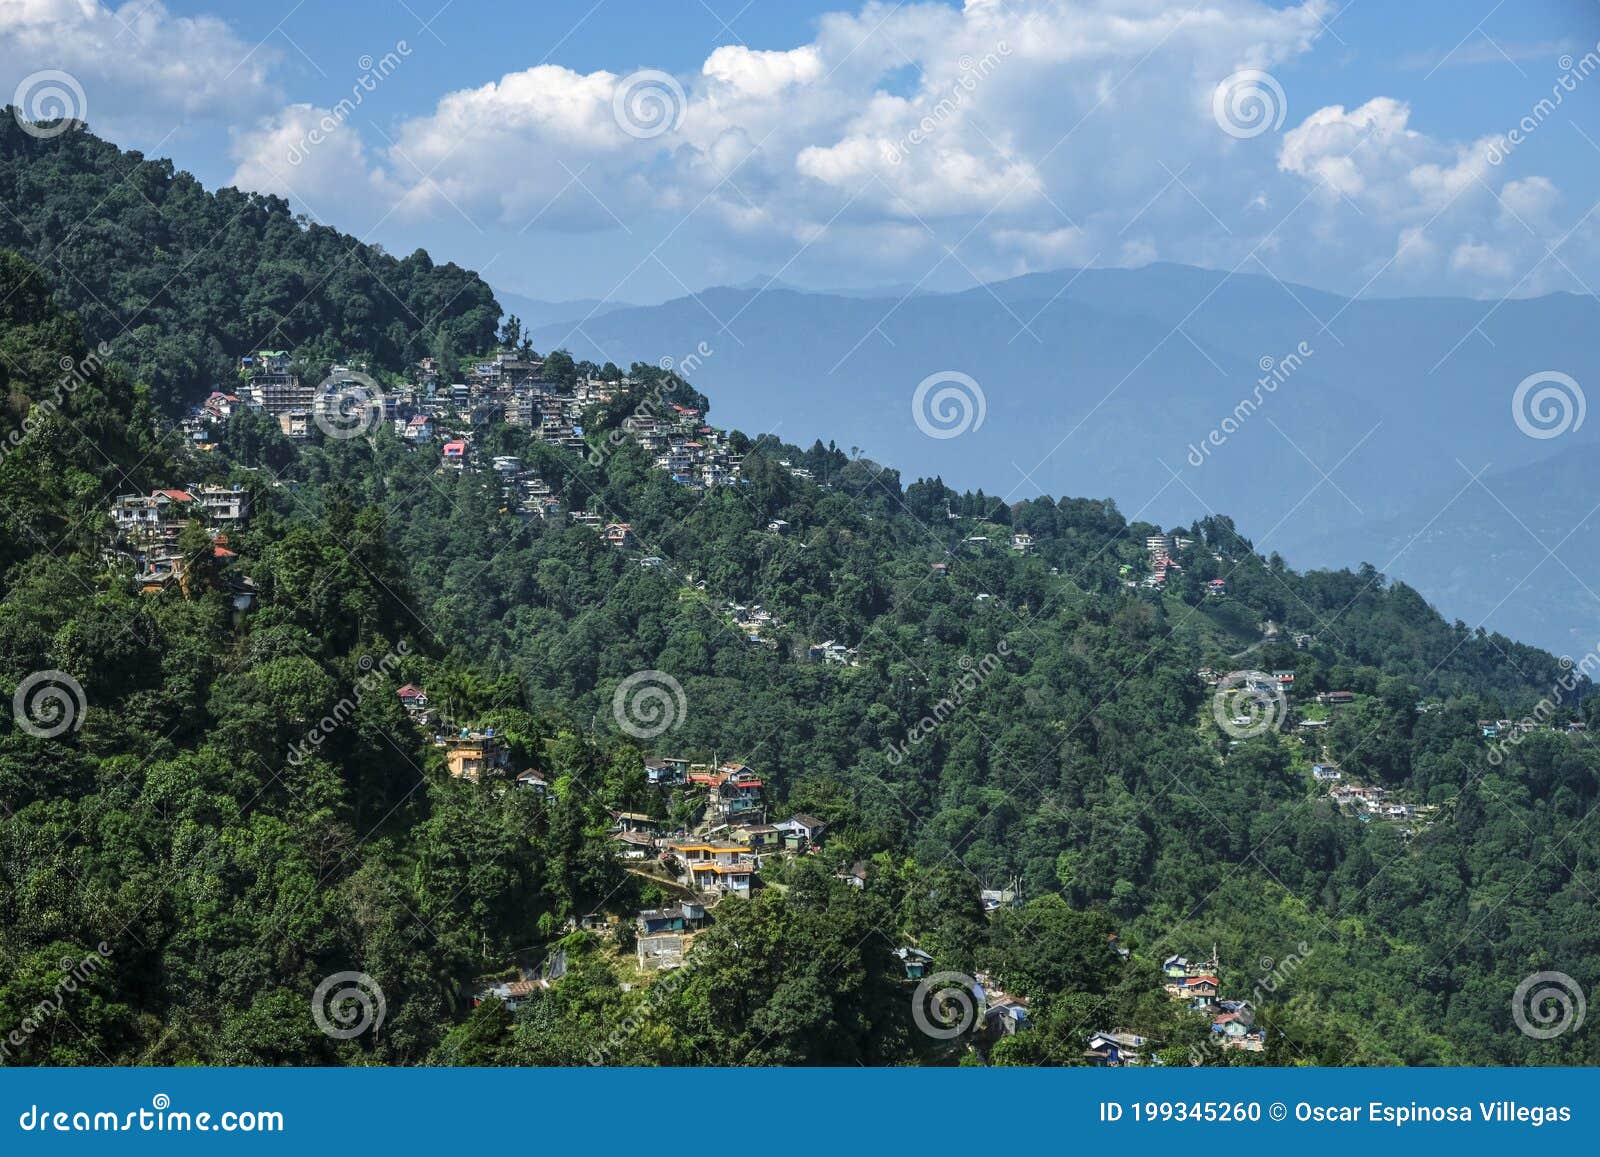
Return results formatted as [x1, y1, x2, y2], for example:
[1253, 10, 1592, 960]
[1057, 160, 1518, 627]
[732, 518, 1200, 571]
[671, 844, 747, 854]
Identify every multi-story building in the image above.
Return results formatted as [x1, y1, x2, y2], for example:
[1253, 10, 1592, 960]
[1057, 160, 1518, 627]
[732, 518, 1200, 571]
[439, 729, 511, 782]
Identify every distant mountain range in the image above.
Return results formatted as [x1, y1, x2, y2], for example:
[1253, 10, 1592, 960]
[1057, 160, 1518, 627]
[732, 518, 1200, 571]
[529, 263, 1600, 654]
[496, 291, 640, 332]
[497, 278, 930, 333]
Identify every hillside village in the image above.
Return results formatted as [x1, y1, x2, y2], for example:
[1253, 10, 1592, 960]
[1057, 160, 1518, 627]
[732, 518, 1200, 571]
[151, 343, 1600, 749]
[109, 342, 1593, 880]
[81, 341, 1596, 1066]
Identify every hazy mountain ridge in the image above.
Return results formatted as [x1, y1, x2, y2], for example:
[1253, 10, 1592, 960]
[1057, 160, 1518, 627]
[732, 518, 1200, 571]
[531, 265, 1600, 652]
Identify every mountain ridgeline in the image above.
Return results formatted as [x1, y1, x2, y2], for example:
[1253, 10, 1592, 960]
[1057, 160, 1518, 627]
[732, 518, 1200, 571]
[0, 131, 1597, 1068]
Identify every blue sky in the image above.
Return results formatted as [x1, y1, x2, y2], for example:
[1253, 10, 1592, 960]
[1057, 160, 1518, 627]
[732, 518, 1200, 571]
[6, 0, 1599, 305]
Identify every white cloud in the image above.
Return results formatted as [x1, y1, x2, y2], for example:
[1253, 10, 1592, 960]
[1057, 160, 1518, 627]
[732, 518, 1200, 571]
[1276, 96, 1582, 293]
[1498, 175, 1559, 226]
[702, 45, 824, 98]
[227, 105, 405, 231]
[1450, 238, 1514, 279]
[0, 0, 276, 143]
[9, 0, 1592, 300]
[291, 0, 1339, 257]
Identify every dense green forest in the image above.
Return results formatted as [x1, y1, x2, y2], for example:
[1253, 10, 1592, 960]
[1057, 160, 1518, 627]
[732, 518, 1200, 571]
[0, 117, 499, 413]
[0, 131, 1597, 1068]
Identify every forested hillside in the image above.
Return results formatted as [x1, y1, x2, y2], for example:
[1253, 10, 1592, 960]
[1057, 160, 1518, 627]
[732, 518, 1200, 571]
[0, 117, 500, 412]
[1, 229, 1596, 1067]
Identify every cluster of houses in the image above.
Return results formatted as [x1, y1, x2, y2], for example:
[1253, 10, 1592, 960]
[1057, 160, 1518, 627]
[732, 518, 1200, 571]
[215, 348, 757, 514]
[726, 602, 782, 647]
[1198, 667, 1297, 688]
[416, 716, 826, 906]
[183, 349, 614, 458]
[403, 351, 595, 452]
[1197, 667, 1375, 738]
[618, 788, 830, 970]
[1161, 951, 1262, 1051]
[1136, 532, 1195, 590]
[106, 484, 255, 604]
[807, 639, 860, 666]
[483, 454, 557, 518]
[618, 403, 744, 490]
[400, 358, 748, 495]
[1084, 949, 1265, 1066]
[180, 353, 406, 444]
[1089, 951, 1262, 1067]
[1478, 717, 1587, 739]
[613, 767, 830, 904]
[1312, 762, 1435, 835]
